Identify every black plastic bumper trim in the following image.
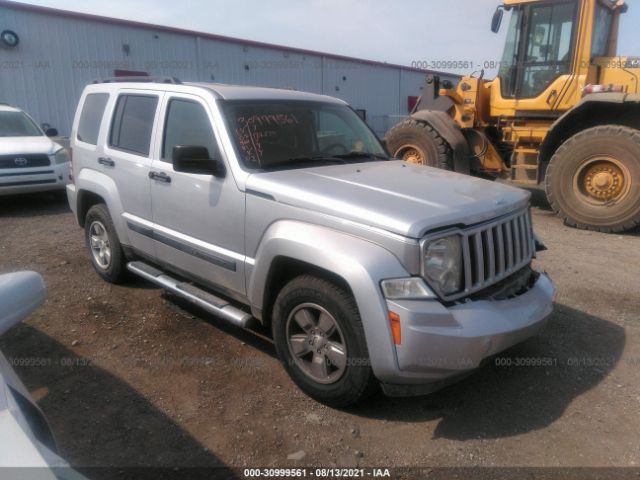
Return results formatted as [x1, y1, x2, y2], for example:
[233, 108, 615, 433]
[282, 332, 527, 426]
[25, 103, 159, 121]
[126, 221, 237, 272]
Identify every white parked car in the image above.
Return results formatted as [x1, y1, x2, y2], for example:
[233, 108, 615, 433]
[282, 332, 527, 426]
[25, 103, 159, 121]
[0, 272, 85, 479]
[0, 104, 70, 196]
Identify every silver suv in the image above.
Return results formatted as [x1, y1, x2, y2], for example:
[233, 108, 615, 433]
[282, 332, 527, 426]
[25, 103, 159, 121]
[67, 78, 555, 406]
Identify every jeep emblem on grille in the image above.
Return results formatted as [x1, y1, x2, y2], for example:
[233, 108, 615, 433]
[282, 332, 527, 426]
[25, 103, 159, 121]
[13, 157, 28, 167]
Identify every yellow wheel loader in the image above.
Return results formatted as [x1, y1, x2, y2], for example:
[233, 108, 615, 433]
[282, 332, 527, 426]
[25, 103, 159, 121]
[385, 0, 640, 232]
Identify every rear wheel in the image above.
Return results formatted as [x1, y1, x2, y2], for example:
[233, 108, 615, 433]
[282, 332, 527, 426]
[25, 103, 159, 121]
[272, 275, 376, 407]
[545, 125, 640, 233]
[84, 204, 128, 283]
[384, 118, 453, 170]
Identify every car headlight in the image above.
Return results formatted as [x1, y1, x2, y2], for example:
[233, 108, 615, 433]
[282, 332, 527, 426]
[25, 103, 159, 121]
[422, 234, 463, 296]
[381, 277, 435, 300]
[54, 149, 70, 165]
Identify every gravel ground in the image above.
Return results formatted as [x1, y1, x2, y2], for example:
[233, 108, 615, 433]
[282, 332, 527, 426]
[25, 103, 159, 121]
[0, 189, 639, 477]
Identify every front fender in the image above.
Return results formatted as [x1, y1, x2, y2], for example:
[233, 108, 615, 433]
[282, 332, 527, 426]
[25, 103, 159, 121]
[249, 220, 410, 382]
[76, 168, 130, 245]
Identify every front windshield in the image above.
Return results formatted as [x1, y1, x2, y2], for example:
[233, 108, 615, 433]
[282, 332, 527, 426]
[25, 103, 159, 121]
[220, 100, 388, 170]
[0, 111, 43, 137]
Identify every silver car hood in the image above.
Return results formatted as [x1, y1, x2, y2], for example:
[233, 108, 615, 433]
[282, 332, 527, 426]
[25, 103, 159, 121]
[246, 161, 531, 238]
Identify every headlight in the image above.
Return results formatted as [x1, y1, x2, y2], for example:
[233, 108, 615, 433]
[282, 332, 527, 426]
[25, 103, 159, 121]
[54, 149, 70, 165]
[381, 278, 435, 300]
[422, 234, 463, 296]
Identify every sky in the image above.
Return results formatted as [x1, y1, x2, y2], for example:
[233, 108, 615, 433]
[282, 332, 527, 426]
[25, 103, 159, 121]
[14, 0, 640, 74]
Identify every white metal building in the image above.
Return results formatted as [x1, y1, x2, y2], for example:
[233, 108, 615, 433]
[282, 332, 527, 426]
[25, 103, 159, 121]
[0, 0, 458, 137]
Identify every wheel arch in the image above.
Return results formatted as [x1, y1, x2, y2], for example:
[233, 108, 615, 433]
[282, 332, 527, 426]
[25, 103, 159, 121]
[540, 94, 640, 166]
[259, 256, 353, 330]
[77, 190, 106, 228]
[247, 220, 410, 383]
[74, 169, 130, 245]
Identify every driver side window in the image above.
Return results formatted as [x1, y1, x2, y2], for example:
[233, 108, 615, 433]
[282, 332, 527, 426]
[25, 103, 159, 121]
[519, 2, 576, 98]
[162, 99, 220, 162]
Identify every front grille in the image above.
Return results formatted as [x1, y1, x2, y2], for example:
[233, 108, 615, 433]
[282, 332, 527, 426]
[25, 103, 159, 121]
[460, 208, 534, 299]
[430, 208, 534, 302]
[466, 266, 539, 303]
[0, 154, 51, 169]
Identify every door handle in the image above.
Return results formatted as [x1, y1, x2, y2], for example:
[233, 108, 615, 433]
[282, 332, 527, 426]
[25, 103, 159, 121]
[546, 89, 558, 106]
[98, 157, 115, 167]
[149, 171, 172, 183]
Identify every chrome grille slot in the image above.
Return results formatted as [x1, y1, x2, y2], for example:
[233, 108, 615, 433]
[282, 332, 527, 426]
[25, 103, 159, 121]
[483, 228, 495, 280]
[431, 208, 535, 302]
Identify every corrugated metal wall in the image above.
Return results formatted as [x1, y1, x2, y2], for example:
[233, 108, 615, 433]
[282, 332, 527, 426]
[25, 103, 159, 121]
[0, 3, 458, 136]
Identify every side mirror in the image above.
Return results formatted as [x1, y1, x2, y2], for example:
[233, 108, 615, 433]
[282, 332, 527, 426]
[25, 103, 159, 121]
[491, 7, 504, 33]
[0, 272, 46, 336]
[172, 145, 226, 177]
[45, 127, 58, 137]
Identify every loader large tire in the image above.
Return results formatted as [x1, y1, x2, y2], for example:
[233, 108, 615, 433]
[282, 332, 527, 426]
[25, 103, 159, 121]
[545, 125, 640, 233]
[385, 119, 454, 170]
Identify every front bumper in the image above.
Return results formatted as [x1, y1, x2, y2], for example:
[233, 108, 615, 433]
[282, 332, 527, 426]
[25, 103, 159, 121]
[381, 272, 555, 395]
[0, 162, 70, 196]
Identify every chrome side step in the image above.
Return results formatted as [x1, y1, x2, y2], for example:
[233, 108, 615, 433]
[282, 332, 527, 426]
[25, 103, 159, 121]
[127, 261, 253, 328]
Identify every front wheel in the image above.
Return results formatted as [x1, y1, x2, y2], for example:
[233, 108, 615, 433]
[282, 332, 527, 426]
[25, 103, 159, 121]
[272, 275, 376, 407]
[545, 125, 640, 233]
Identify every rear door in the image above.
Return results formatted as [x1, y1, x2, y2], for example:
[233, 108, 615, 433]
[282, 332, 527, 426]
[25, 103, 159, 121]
[102, 89, 163, 257]
[149, 92, 246, 297]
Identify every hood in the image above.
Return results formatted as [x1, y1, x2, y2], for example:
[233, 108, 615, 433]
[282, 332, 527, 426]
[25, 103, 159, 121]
[246, 161, 530, 238]
[0, 136, 62, 156]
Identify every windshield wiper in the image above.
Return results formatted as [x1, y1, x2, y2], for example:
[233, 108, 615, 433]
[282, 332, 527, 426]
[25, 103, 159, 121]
[263, 156, 348, 169]
[262, 153, 385, 170]
[288, 156, 348, 164]
[330, 152, 389, 161]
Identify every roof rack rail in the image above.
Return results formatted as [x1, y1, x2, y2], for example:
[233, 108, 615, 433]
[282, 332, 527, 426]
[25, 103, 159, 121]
[92, 76, 182, 84]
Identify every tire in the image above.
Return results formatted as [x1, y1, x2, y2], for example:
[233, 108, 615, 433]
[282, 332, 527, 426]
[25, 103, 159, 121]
[384, 118, 454, 170]
[272, 275, 377, 407]
[545, 125, 640, 233]
[84, 204, 128, 283]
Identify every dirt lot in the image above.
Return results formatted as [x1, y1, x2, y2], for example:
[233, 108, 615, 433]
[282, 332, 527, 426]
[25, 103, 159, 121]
[1, 189, 639, 478]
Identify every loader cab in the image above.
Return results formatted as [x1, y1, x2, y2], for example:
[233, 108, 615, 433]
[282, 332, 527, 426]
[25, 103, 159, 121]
[489, 0, 624, 115]
[499, 1, 578, 99]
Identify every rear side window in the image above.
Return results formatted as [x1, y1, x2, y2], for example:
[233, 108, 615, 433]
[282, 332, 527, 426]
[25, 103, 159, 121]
[162, 99, 220, 161]
[109, 94, 158, 156]
[77, 93, 109, 145]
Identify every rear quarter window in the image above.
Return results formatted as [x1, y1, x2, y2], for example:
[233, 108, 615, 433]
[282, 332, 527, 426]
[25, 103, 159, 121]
[109, 94, 158, 156]
[77, 93, 109, 145]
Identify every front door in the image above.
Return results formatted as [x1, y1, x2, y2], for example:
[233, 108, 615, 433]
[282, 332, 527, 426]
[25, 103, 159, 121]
[149, 93, 246, 297]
